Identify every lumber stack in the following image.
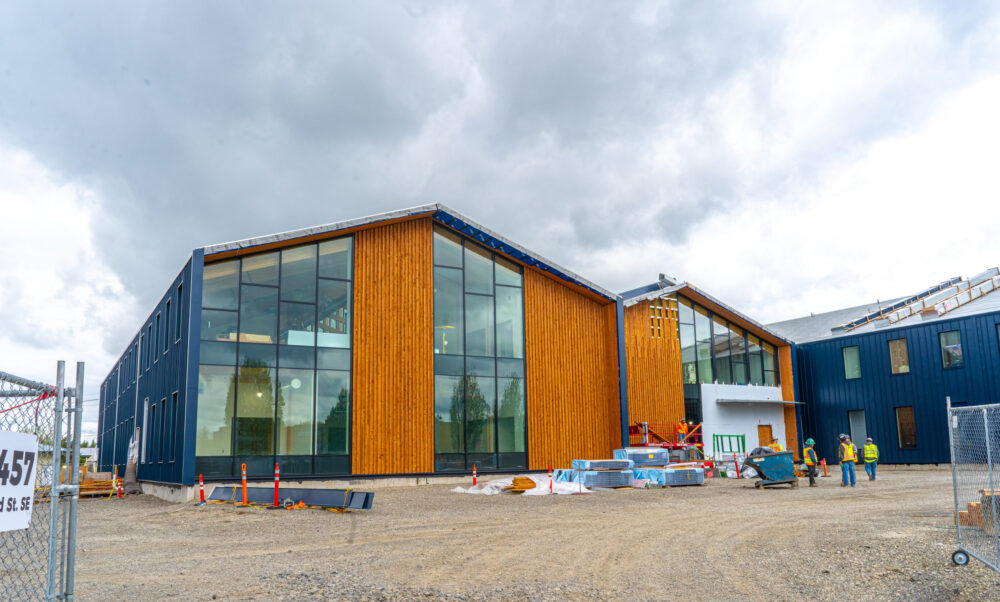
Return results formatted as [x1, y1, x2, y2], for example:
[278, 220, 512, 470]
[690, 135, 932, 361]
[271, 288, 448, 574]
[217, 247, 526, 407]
[506, 477, 537, 494]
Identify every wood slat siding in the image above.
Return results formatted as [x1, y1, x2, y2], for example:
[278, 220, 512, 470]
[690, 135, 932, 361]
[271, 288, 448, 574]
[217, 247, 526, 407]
[352, 218, 435, 474]
[623, 303, 685, 429]
[779, 345, 799, 460]
[524, 270, 620, 469]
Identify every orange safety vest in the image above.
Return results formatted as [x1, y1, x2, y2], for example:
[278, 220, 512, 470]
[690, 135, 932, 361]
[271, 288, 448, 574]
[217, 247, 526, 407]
[841, 442, 857, 462]
[676, 422, 688, 435]
[768, 443, 784, 452]
[803, 447, 817, 465]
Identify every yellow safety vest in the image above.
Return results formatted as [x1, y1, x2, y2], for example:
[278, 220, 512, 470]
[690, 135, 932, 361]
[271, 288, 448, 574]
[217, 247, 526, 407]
[803, 447, 817, 465]
[863, 444, 878, 462]
[841, 443, 856, 462]
[768, 443, 784, 452]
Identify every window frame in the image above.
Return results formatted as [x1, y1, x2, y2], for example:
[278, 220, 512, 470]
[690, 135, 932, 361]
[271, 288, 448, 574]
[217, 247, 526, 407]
[842, 345, 861, 380]
[938, 329, 964, 370]
[887, 338, 910, 375]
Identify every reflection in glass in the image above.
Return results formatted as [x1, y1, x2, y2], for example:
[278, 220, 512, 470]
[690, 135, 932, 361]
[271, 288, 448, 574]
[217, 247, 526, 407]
[203, 261, 239, 310]
[694, 306, 713, 383]
[195, 365, 235, 456]
[748, 334, 763, 385]
[239, 285, 278, 343]
[495, 257, 522, 287]
[277, 368, 314, 455]
[465, 294, 495, 357]
[235, 360, 276, 455]
[281, 245, 317, 303]
[241, 252, 279, 286]
[433, 228, 463, 268]
[763, 342, 778, 386]
[317, 280, 351, 348]
[238, 343, 276, 368]
[495, 286, 523, 358]
[497, 377, 525, 452]
[464, 245, 493, 294]
[680, 324, 697, 384]
[201, 309, 238, 342]
[677, 297, 694, 324]
[279, 302, 316, 346]
[434, 267, 463, 355]
[465, 376, 496, 453]
[711, 316, 732, 384]
[318, 238, 352, 280]
[316, 370, 350, 454]
[731, 328, 747, 384]
[434, 375, 464, 454]
[939, 330, 963, 369]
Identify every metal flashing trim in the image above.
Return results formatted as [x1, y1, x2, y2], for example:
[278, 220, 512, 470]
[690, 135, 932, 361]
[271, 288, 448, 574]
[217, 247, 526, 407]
[621, 283, 685, 307]
[714, 398, 801, 405]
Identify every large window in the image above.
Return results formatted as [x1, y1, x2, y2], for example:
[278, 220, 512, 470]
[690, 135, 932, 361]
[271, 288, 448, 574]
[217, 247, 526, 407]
[433, 227, 526, 472]
[195, 236, 353, 477]
[939, 330, 963, 369]
[888, 338, 909, 374]
[895, 406, 917, 449]
[842, 346, 861, 380]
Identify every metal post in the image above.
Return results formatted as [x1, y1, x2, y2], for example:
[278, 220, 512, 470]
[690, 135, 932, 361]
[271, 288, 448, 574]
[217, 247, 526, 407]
[46, 361, 65, 602]
[984, 408, 1000, 565]
[64, 362, 84, 600]
[947, 397, 962, 548]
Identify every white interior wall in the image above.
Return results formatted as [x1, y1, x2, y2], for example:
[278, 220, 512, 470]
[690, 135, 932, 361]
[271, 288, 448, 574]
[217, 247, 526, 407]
[700, 383, 789, 457]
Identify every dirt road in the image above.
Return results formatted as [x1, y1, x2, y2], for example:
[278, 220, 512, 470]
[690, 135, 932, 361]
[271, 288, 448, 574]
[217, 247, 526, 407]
[72, 466, 998, 600]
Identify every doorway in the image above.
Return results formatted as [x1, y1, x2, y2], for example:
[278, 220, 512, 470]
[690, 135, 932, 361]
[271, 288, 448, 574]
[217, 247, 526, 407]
[848, 410, 867, 447]
[757, 424, 773, 449]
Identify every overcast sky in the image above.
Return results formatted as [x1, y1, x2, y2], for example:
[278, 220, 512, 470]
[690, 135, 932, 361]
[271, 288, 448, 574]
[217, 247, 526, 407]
[2, 2, 1000, 440]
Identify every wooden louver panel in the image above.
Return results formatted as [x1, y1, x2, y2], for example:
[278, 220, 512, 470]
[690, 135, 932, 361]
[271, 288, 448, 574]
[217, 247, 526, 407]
[623, 301, 685, 432]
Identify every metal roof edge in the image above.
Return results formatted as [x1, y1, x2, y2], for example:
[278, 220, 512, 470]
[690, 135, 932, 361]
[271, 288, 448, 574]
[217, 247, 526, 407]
[621, 283, 685, 307]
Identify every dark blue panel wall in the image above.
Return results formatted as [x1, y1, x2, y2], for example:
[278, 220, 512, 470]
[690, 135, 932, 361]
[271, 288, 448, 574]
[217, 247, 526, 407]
[797, 310, 1000, 464]
[98, 257, 194, 484]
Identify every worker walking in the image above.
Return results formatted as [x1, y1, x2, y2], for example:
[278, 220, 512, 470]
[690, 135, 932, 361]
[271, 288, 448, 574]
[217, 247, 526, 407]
[768, 438, 784, 453]
[802, 438, 818, 487]
[863, 437, 879, 481]
[839, 434, 857, 487]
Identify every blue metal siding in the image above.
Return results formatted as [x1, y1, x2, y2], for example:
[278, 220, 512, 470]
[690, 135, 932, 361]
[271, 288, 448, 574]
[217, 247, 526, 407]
[797, 310, 1000, 464]
[97, 258, 194, 484]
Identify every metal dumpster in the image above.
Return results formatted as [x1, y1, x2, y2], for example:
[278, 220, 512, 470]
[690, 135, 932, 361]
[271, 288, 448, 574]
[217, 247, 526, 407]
[743, 449, 798, 488]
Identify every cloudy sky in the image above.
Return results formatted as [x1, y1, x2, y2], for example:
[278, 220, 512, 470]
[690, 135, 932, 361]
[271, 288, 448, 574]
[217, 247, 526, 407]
[2, 2, 1000, 439]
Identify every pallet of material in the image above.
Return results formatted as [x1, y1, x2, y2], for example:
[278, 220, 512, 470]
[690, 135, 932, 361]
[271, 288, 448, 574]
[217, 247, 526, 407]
[571, 459, 634, 470]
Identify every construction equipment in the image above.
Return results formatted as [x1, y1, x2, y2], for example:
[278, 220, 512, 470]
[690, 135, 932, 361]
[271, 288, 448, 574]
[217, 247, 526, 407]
[743, 449, 798, 488]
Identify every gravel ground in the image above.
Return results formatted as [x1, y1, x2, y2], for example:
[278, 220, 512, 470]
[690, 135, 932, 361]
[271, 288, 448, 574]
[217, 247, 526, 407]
[72, 466, 1000, 601]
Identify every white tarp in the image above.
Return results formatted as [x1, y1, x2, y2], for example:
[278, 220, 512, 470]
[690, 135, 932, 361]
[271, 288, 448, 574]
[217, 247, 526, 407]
[452, 474, 591, 495]
[0, 431, 39, 532]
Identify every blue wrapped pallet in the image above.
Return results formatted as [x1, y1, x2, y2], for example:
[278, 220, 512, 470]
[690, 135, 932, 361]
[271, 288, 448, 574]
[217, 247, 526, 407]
[571, 459, 634, 470]
[632, 467, 705, 487]
[613, 447, 670, 466]
[553, 469, 633, 488]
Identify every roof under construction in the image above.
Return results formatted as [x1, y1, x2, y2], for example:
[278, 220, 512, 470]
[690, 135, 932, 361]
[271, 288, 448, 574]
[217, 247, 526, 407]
[769, 267, 1000, 343]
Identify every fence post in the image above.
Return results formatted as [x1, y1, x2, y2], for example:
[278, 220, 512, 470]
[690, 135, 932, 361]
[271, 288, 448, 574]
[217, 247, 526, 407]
[46, 361, 65, 602]
[64, 361, 84, 601]
[983, 407, 1000, 565]
[947, 396, 962, 548]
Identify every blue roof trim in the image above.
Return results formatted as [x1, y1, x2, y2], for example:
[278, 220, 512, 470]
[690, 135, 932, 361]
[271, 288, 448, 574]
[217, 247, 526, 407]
[433, 210, 614, 301]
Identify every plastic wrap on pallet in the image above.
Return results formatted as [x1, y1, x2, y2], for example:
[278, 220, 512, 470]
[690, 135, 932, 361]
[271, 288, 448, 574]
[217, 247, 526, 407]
[633, 467, 705, 486]
[571, 458, 634, 470]
[553, 469, 633, 488]
[613, 447, 671, 466]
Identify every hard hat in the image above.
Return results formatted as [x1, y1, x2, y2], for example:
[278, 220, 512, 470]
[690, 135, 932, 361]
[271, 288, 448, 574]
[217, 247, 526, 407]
[805, 438, 815, 445]
[866, 437, 873, 442]
[839, 434, 847, 441]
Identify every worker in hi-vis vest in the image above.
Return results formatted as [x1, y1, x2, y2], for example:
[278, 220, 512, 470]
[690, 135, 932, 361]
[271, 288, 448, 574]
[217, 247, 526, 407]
[863, 437, 879, 481]
[802, 438, 819, 487]
[838, 434, 857, 487]
[768, 438, 784, 453]
[676, 420, 688, 443]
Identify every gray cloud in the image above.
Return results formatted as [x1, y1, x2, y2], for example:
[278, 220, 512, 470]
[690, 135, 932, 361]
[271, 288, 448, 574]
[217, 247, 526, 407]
[3, 0, 1000, 350]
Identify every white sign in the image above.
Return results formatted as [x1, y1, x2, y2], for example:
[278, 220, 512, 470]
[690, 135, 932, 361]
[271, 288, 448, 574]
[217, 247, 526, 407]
[0, 431, 38, 533]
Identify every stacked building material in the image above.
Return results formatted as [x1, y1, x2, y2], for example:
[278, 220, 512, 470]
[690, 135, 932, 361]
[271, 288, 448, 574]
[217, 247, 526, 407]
[554, 468, 633, 488]
[631, 467, 705, 487]
[613, 447, 670, 466]
[571, 459, 634, 470]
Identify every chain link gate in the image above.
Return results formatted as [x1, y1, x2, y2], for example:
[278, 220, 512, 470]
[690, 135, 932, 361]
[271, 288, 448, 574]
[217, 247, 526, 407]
[947, 397, 1000, 573]
[0, 362, 85, 601]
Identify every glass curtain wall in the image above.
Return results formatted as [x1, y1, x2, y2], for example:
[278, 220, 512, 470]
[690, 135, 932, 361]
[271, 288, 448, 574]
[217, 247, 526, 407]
[433, 227, 526, 472]
[195, 237, 353, 477]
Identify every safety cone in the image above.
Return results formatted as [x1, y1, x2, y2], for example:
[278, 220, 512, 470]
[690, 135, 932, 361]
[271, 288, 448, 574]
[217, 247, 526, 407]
[273, 462, 280, 508]
[196, 473, 206, 506]
[472, 464, 477, 486]
[548, 465, 553, 494]
[116, 477, 122, 499]
[733, 453, 741, 479]
[821, 458, 829, 477]
[240, 463, 248, 505]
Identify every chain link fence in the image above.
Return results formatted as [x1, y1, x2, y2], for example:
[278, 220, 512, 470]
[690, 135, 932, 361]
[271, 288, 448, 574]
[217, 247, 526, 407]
[948, 398, 1000, 573]
[0, 362, 84, 601]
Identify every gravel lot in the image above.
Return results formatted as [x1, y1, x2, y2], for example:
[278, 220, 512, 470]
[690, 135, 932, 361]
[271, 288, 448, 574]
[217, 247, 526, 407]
[73, 466, 999, 601]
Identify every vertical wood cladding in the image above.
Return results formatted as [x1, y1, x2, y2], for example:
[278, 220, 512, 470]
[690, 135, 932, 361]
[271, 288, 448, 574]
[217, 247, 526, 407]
[352, 218, 435, 474]
[524, 271, 620, 469]
[623, 303, 685, 431]
[779, 345, 799, 460]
